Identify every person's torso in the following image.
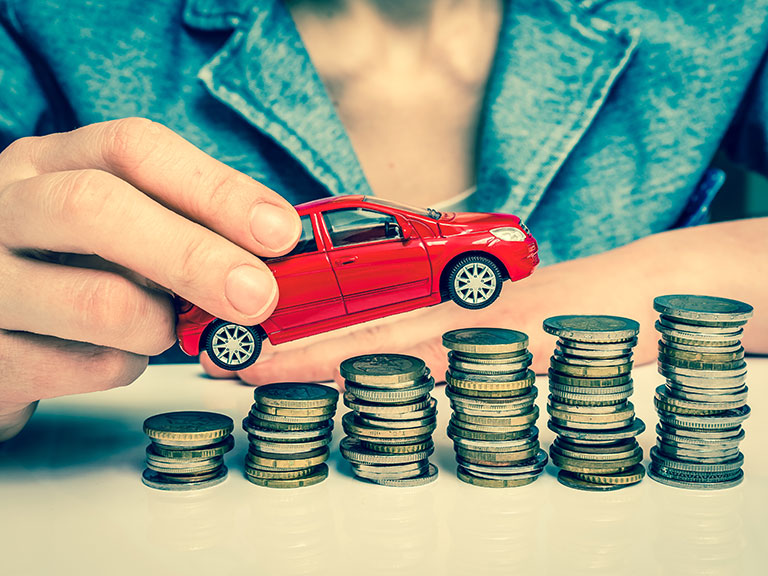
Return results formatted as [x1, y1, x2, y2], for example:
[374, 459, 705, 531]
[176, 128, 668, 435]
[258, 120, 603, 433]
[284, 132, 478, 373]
[2, 0, 767, 264]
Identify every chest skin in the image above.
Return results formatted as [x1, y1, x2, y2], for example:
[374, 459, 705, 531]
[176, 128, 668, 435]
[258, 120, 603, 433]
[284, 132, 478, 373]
[285, 0, 504, 207]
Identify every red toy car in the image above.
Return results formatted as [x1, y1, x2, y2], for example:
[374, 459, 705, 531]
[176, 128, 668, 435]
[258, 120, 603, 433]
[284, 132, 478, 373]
[176, 195, 538, 370]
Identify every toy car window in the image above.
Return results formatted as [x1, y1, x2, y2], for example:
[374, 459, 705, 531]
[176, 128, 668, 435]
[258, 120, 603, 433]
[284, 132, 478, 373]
[323, 208, 397, 247]
[283, 215, 318, 257]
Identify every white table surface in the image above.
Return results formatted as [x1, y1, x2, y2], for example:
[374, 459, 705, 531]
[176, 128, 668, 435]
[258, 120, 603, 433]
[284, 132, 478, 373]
[1, 359, 766, 576]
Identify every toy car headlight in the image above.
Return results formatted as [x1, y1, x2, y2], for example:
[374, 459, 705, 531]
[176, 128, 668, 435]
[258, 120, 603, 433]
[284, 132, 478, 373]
[491, 227, 526, 242]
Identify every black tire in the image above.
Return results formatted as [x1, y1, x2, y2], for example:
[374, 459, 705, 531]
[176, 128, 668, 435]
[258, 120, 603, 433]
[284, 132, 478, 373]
[202, 320, 262, 370]
[446, 255, 504, 309]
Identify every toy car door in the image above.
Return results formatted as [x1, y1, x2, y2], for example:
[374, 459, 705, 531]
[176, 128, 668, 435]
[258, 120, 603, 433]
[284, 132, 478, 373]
[265, 214, 345, 329]
[320, 207, 431, 314]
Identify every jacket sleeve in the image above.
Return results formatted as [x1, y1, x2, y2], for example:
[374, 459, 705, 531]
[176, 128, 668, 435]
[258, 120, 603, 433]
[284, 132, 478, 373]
[0, 2, 50, 150]
[721, 49, 768, 179]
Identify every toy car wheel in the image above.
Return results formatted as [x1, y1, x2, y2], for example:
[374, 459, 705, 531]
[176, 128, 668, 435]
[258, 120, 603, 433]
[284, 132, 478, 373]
[203, 320, 262, 370]
[447, 256, 503, 309]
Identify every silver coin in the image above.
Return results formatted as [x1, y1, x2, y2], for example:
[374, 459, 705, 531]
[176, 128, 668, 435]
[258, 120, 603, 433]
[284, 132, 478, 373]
[649, 447, 744, 473]
[653, 295, 753, 324]
[362, 463, 439, 487]
[655, 321, 743, 344]
[658, 361, 747, 380]
[553, 350, 633, 367]
[247, 406, 333, 425]
[548, 418, 645, 442]
[660, 371, 746, 390]
[656, 440, 740, 462]
[556, 344, 635, 360]
[648, 467, 743, 490]
[449, 354, 533, 374]
[352, 461, 430, 480]
[658, 316, 746, 335]
[543, 315, 640, 342]
[345, 379, 434, 403]
[341, 354, 426, 385]
[660, 339, 743, 354]
[141, 467, 228, 491]
[664, 384, 748, 404]
[343, 393, 432, 415]
[656, 423, 745, 443]
[450, 428, 539, 452]
[340, 437, 434, 465]
[247, 434, 332, 454]
[356, 414, 437, 430]
[449, 349, 530, 364]
[242, 417, 333, 441]
[458, 449, 548, 476]
[547, 398, 630, 414]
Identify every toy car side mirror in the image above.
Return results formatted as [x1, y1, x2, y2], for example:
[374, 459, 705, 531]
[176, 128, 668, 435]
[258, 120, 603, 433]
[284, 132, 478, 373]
[385, 221, 403, 239]
[398, 220, 415, 240]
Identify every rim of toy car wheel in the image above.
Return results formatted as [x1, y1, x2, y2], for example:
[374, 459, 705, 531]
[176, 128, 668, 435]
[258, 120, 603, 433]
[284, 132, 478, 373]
[204, 321, 262, 370]
[448, 257, 503, 309]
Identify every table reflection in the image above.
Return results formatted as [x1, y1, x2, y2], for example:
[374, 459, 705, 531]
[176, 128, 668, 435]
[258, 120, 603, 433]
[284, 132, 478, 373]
[650, 485, 745, 576]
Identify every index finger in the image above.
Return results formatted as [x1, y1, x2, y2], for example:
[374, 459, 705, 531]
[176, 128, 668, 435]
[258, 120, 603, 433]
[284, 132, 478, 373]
[1, 118, 301, 257]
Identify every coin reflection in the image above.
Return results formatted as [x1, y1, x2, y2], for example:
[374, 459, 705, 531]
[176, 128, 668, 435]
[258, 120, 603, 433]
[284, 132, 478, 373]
[446, 482, 539, 575]
[242, 484, 338, 576]
[651, 485, 745, 576]
[342, 487, 439, 575]
[546, 484, 646, 575]
[146, 489, 230, 552]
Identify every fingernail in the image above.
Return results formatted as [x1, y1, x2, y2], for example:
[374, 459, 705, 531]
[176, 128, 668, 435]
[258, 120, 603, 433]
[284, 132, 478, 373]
[225, 265, 277, 317]
[250, 203, 300, 252]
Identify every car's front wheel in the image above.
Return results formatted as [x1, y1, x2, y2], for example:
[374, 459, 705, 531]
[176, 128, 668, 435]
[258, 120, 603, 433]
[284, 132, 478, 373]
[447, 255, 504, 309]
[202, 320, 262, 370]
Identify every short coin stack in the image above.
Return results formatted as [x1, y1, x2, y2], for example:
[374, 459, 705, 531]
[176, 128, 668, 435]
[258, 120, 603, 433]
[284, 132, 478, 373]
[340, 354, 439, 486]
[443, 328, 547, 488]
[142, 411, 234, 491]
[650, 294, 753, 489]
[544, 316, 646, 491]
[243, 383, 339, 488]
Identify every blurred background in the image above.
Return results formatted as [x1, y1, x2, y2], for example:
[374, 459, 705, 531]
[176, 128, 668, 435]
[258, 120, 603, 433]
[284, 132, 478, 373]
[711, 151, 768, 221]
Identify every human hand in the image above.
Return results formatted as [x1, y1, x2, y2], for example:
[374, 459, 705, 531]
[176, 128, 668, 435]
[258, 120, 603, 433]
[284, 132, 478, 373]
[0, 118, 301, 441]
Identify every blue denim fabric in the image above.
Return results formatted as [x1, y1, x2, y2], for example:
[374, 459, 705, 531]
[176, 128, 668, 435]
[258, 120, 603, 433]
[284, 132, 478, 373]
[1, 0, 767, 266]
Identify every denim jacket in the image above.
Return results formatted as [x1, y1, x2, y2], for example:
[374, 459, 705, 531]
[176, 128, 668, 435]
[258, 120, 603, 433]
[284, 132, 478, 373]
[1, 0, 767, 265]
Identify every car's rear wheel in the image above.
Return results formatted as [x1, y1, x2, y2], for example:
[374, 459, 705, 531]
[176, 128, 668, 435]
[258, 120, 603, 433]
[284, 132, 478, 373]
[447, 255, 503, 309]
[203, 320, 262, 370]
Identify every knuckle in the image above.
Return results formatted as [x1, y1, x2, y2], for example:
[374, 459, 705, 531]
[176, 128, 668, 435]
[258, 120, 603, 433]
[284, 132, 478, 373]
[55, 169, 117, 228]
[0, 136, 38, 164]
[101, 117, 165, 175]
[172, 232, 211, 292]
[88, 348, 147, 391]
[194, 170, 241, 219]
[72, 273, 135, 336]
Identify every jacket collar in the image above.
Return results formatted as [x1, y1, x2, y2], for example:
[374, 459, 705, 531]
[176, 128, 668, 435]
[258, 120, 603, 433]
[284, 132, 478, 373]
[475, 0, 638, 217]
[183, 0, 370, 197]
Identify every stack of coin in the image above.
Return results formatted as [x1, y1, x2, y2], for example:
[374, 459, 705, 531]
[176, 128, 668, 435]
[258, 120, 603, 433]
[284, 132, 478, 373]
[340, 353, 439, 486]
[544, 316, 646, 491]
[142, 411, 234, 491]
[442, 328, 547, 488]
[650, 294, 753, 489]
[243, 383, 339, 488]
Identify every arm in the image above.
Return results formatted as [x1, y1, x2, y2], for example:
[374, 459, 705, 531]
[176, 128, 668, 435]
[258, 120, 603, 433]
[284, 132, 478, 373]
[211, 218, 767, 385]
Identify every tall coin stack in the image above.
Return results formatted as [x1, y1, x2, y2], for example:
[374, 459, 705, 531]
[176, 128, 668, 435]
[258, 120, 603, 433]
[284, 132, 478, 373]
[243, 383, 339, 488]
[650, 294, 753, 489]
[544, 316, 646, 491]
[442, 328, 547, 488]
[340, 354, 439, 486]
[142, 411, 234, 491]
